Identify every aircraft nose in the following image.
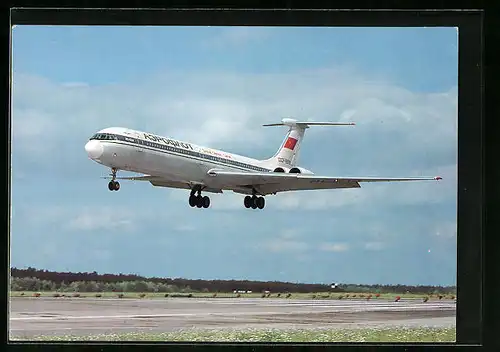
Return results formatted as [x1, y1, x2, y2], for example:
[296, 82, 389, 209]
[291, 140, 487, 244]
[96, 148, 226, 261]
[85, 140, 104, 159]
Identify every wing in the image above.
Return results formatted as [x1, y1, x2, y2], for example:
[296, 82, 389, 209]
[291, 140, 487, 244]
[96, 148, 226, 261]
[207, 169, 442, 195]
[103, 175, 223, 194]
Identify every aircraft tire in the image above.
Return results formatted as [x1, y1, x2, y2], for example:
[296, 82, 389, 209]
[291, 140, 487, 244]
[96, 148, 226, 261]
[244, 196, 252, 208]
[202, 196, 210, 208]
[256, 197, 265, 209]
[251, 196, 258, 209]
[196, 195, 203, 208]
[114, 181, 120, 191]
[108, 181, 115, 191]
[189, 195, 197, 207]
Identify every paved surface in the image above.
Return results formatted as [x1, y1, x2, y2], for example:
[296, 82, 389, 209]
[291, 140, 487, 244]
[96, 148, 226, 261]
[9, 297, 456, 339]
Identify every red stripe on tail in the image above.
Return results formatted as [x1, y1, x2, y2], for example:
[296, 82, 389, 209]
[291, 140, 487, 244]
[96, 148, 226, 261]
[284, 137, 298, 150]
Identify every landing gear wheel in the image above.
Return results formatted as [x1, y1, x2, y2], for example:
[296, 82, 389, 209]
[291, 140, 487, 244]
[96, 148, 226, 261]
[256, 196, 265, 209]
[196, 195, 203, 208]
[244, 195, 265, 209]
[251, 196, 258, 209]
[189, 195, 197, 207]
[244, 196, 252, 208]
[188, 186, 211, 209]
[202, 196, 210, 208]
[108, 181, 120, 191]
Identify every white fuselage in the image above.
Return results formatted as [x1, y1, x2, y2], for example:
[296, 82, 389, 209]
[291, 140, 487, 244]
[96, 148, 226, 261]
[84, 127, 273, 185]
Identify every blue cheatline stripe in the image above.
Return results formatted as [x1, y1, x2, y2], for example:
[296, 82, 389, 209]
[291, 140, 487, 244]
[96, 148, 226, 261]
[92, 133, 271, 173]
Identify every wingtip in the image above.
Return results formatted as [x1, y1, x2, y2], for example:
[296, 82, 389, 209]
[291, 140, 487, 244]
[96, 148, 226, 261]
[434, 176, 443, 180]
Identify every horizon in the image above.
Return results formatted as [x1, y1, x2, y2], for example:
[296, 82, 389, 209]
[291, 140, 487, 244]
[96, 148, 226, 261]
[10, 26, 458, 286]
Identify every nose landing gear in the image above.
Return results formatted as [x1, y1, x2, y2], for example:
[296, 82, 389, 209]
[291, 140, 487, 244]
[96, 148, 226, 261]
[107, 168, 120, 191]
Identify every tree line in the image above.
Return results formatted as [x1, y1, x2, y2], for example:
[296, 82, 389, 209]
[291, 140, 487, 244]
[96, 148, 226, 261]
[10, 276, 193, 293]
[10, 267, 456, 294]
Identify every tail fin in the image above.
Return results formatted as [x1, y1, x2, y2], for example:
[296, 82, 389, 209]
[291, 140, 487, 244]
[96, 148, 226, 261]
[261, 118, 355, 167]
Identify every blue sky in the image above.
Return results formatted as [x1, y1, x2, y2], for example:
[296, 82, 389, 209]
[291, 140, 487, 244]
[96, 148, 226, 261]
[10, 26, 458, 286]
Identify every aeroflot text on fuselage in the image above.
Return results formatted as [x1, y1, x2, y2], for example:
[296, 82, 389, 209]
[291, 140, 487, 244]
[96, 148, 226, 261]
[84, 119, 442, 210]
[143, 133, 194, 151]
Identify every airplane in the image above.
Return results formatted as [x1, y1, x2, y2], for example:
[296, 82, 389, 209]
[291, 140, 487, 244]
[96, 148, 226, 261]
[84, 118, 442, 210]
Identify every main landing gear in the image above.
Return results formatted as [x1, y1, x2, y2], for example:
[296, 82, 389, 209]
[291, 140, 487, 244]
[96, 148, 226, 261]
[107, 168, 120, 191]
[188, 186, 210, 209]
[244, 195, 265, 210]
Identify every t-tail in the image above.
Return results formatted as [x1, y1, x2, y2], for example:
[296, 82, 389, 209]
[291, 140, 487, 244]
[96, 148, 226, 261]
[260, 118, 355, 169]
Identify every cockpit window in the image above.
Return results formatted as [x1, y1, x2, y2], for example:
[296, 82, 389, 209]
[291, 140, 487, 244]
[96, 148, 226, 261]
[90, 133, 116, 140]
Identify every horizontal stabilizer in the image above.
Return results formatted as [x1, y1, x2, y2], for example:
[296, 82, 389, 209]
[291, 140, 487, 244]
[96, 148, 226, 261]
[263, 118, 355, 128]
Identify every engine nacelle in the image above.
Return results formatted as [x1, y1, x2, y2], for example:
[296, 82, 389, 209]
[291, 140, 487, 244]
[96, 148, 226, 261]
[288, 167, 314, 175]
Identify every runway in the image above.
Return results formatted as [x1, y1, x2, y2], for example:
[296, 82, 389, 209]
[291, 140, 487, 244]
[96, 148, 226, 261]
[9, 297, 456, 340]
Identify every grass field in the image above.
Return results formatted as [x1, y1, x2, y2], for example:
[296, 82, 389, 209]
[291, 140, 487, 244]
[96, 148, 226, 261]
[19, 327, 456, 342]
[9, 290, 456, 300]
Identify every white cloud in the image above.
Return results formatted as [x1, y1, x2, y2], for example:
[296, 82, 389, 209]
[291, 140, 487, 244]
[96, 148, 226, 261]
[260, 229, 308, 253]
[364, 241, 385, 251]
[433, 221, 457, 239]
[266, 189, 365, 211]
[17, 204, 139, 233]
[65, 206, 136, 232]
[11, 109, 59, 156]
[319, 242, 349, 252]
[173, 224, 196, 232]
[280, 228, 301, 239]
[20, 205, 69, 225]
[262, 238, 309, 253]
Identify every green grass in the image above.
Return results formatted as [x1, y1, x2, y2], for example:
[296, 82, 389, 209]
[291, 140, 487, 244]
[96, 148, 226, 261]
[17, 327, 456, 343]
[9, 291, 454, 300]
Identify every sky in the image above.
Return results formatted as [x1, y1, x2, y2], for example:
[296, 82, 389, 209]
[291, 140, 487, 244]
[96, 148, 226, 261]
[10, 26, 458, 286]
